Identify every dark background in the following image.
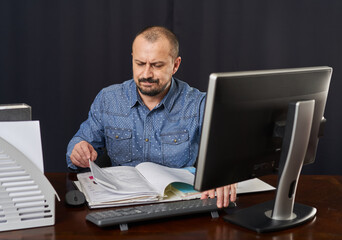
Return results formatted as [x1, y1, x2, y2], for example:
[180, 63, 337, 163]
[0, 0, 341, 174]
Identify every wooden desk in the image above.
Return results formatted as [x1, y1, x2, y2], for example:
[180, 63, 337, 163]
[1, 174, 341, 240]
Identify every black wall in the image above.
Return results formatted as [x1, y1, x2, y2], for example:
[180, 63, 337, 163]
[1, 0, 341, 174]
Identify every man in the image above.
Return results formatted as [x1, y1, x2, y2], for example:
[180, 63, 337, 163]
[66, 26, 236, 208]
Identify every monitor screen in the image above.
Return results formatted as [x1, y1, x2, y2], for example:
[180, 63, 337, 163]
[195, 66, 332, 191]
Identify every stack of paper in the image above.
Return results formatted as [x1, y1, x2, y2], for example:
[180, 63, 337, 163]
[77, 161, 200, 208]
[76, 161, 276, 209]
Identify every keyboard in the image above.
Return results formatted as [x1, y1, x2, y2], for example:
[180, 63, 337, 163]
[86, 198, 236, 231]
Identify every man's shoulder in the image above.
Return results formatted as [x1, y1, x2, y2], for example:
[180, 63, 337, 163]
[92, 79, 134, 111]
[166, 78, 205, 118]
[173, 78, 206, 99]
[101, 79, 135, 95]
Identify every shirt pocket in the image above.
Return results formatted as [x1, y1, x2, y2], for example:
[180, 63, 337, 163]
[160, 130, 190, 168]
[105, 127, 132, 164]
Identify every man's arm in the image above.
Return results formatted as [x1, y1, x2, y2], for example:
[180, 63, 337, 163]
[66, 90, 106, 170]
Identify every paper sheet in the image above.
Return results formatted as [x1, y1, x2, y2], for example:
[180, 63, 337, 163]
[136, 162, 195, 195]
[0, 121, 44, 172]
[89, 160, 158, 195]
[236, 178, 276, 194]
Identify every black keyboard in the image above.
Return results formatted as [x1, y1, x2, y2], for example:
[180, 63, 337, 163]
[86, 198, 235, 231]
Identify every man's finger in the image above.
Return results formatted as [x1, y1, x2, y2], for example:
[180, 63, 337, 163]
[230, 183, 237, 202]
[216, 187, 223, 208]
[223, 185, 230, 207]
[72, 157, 87, 168]
[89, 146, 98, 162]
[208, 189, 215, 199]
[80, 142, 91, 160]
[201, 191, 209, 199]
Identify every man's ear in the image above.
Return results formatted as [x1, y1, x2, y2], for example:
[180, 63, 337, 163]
[172, 56, 182, 75]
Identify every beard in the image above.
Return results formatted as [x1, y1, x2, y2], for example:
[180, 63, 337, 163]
[137, 78, 169, 97]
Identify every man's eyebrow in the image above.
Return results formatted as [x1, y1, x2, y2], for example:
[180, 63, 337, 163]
[150, 61, 165, 65]
[134, 59, 165, 65]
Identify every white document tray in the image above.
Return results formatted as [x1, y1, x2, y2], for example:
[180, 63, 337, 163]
[0, 137, 59, 232]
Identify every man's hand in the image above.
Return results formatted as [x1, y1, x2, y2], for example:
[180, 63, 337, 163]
[70, 141, 97, 168]
[200, 184, 237, 208]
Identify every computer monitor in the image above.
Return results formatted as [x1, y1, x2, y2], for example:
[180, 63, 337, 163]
[194, 66, 332, 233]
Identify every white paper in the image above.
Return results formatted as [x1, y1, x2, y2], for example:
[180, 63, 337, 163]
[80, 161, 199, 208]
[76, 172, 158, 206]
[136, 162, 195, 195]
[89, 160, 158, 195]
[79, 161, 275, 209]
[236, 178, 275, 194]
[0, 121, 44, 172]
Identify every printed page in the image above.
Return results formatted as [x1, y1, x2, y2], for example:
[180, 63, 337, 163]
[76, 172, 158, 207]
[136, 162, 195, 196]
[89, 160, 158, 195]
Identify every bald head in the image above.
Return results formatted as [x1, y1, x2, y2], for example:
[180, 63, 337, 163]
[133, 26, 179, 60]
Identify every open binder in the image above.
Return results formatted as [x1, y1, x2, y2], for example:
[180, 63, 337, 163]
[0, 136, 59, 232]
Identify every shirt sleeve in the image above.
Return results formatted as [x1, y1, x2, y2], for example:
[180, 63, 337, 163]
[190, 93, 206, 169]
[66, 90, 106, 169]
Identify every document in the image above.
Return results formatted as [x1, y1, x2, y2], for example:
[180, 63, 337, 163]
[77, 160, 201, 208]
[76, 160, 275, 209]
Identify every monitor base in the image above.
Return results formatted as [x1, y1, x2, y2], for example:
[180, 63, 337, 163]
[223, 200, 316, 233]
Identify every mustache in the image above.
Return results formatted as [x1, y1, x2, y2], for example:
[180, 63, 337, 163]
[138, 78, 159, 84]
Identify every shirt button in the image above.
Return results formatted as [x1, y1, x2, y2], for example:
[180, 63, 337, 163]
[115, 135, 119, 139]
[145, 138, 149, 142]
[174, 139, 177, 143]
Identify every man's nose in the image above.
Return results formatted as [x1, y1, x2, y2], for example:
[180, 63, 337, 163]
[142, 65, 153, 78]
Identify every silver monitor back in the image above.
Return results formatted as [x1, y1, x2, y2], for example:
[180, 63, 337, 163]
[194, 66, 332, 191]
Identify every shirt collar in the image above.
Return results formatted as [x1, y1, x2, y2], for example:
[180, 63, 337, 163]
[129, 78, 177, 112]
[129, 80, 140, 108]
[161, 78, 177, 112]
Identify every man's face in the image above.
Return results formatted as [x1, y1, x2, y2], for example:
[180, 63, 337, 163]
[132, 36, 181, 98]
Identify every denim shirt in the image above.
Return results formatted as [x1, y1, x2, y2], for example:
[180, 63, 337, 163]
[66, 78, 206, 170]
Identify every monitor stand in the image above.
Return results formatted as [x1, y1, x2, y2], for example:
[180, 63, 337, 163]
[223, 100, 317, 233]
